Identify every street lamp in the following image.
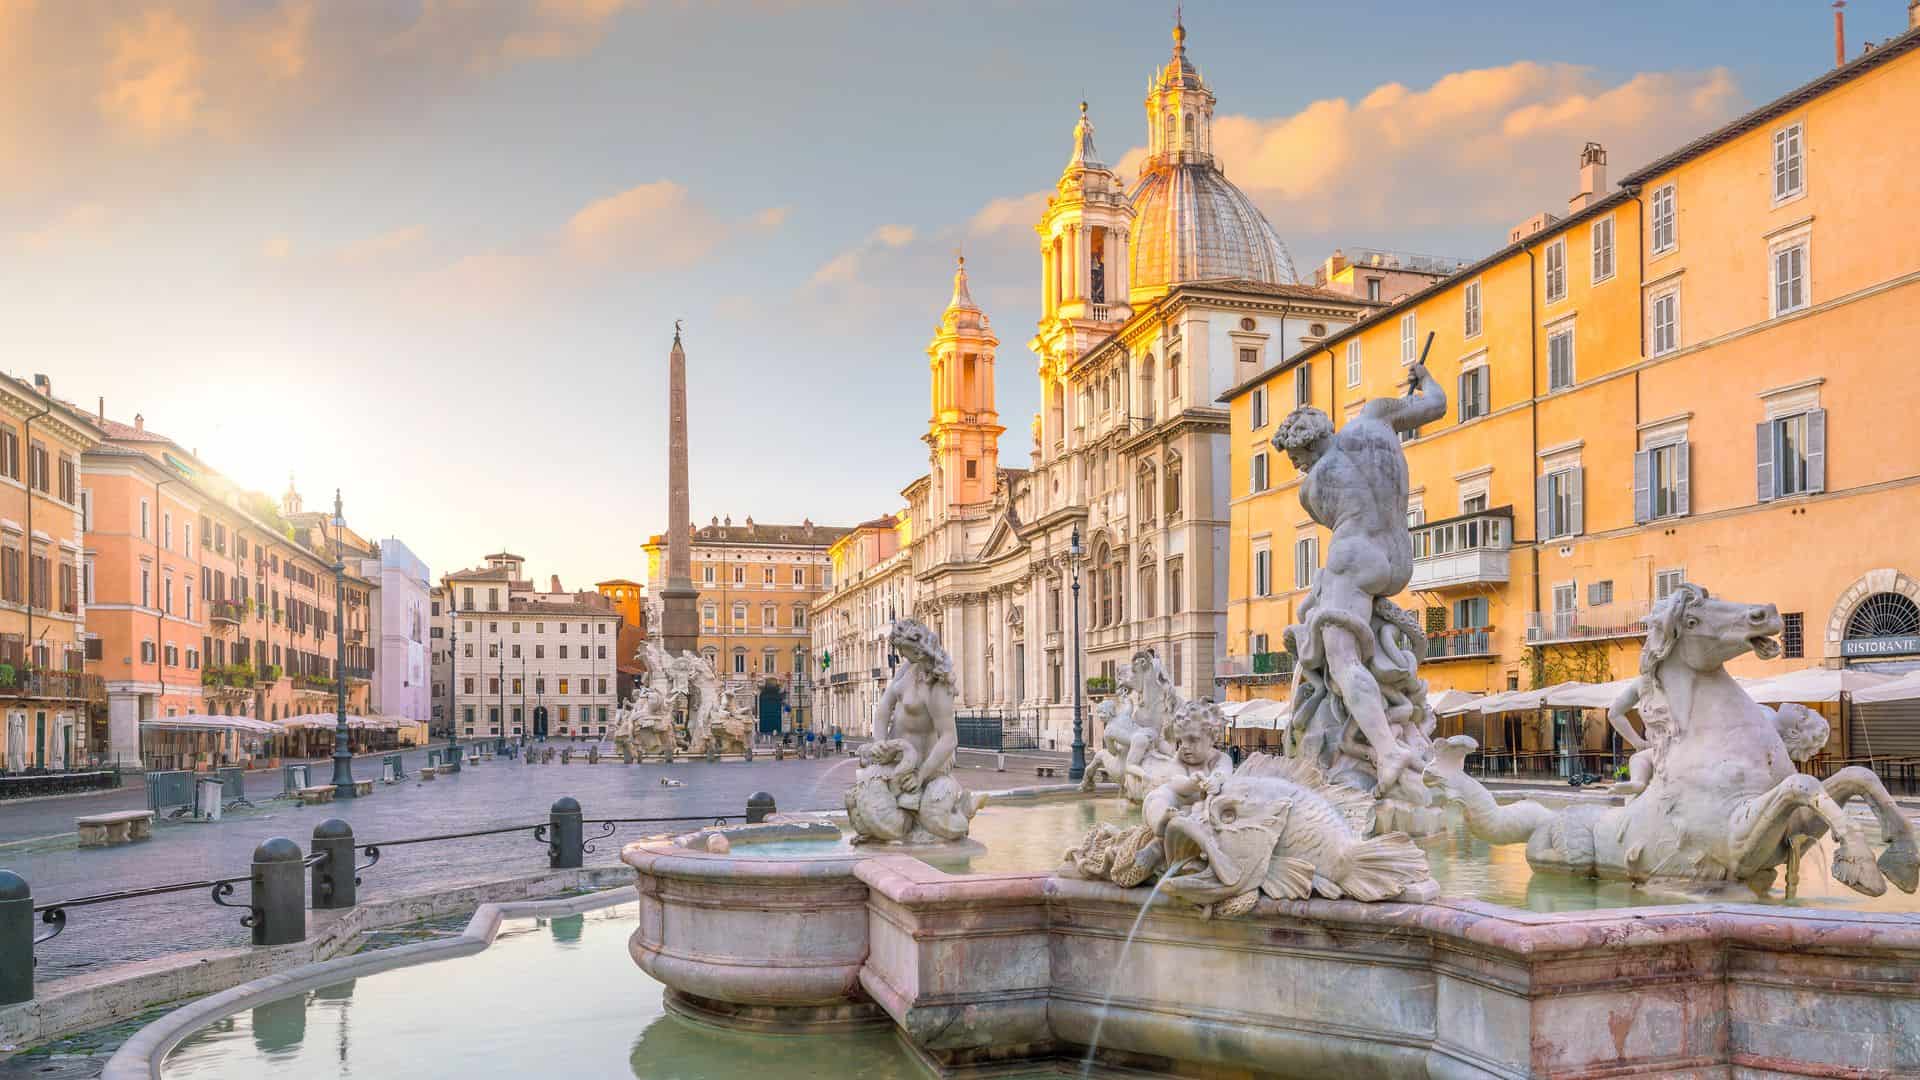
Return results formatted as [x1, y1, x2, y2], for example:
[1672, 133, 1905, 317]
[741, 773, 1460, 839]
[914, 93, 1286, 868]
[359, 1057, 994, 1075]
[1068, 526, 1086, 782]
[327, 490, 356, 799]
[444, 582, 461, 770]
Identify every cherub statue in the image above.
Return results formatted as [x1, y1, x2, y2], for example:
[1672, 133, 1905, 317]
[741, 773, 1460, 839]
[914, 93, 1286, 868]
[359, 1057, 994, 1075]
[1124, 701, 1234, 882]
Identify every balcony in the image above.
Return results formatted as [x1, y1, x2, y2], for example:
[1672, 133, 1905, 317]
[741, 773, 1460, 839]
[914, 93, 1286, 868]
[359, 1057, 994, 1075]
[210, 602, 245, 628]
[0, 669, 104, 702]
[1216, 652, 1295, 686]
[201, 664, 256, 691]
[1526, 602, 1651, 646]
[1408, 509, 1512, 592]
[1425, 628, 1496, 662]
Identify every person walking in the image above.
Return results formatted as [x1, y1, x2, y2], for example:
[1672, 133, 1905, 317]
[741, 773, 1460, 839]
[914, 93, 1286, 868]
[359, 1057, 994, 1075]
[833, 728, 844, 756]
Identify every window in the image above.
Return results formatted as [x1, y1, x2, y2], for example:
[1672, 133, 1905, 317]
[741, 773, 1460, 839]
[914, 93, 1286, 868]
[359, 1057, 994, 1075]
[762, 651, 776, 674]
[1463, 279, 1481, 338]
[1540, 467, 1583, 539]
[1238, 347, 1259, 374]
[1250, 387, 1267, 429]
[733, 652, 746, 675]
[732, 602, 747, 628]
[0, 428, 15, 481]
[1773, 123, 1803, 202]
[1455, 596, 1491, 629]
[1544, 238, 1566, 303]
[1636, 440, 1689, 522]
[1253, 548, 1271, 598]
[1650, 184, 1676, 254]
[702, 604, 716, 631]
[1463, 492, 1488, 514]
[1781, 612, 1804, 658]
[558, 678, 569, 695]
[1138, 565, 1156, 619]
[1366, 278, 1382, 302]
[792, 567, 804, 586]
[733, 565, 744, 585]
[1771, 238, 1808, 317]
[1250, 452, 1270, 494]
[1650, 289, 1679, 356]
[1167, 353, 1182, 404]
[57, 455, 75, 504]
[1591, 216, 1615, 283]
[1399, 313, 1417, 365]
[1760, 410, 1825, 499]
[1547, 326, 1575, 391]
[1162, 454, 1182, 519]
[138, 499, 149, 539]
[1457, 366, 1489, 422]
[763, 566, 775, 584]
[1587, 581, 1613, 607]
[1293, 363, 1311, 407]
[1552, 584, 1577, 636]
[1655, 568, 1687, 601]
[703, 566, 715, 584]
[1167, 558, 1183, 614]
[1294, 537, 1319, 589]
[1345, 340, 1361, 388]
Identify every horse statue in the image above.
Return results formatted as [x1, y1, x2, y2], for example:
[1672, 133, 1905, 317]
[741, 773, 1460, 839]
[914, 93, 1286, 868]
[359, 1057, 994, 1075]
[614, 687, 678, 757]
[1080, 651, 1179, 800]
[1427, 583, 1919, 898]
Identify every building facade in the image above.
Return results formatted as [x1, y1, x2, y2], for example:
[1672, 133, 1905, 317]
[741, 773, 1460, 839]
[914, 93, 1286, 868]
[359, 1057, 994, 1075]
[812, 515, 914, 736]
[826, 21, 1376, 751]
[0, 376, 98, 770]
[644, 518, 845, 732]
[594, 578, 648, 702]
[444, 554, 621, 739]
[369, 538, 431, 723]
[1222, 26, 1920, 763]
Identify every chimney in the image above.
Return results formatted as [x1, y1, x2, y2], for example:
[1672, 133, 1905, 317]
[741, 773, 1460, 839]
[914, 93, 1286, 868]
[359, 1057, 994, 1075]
[1568, 142, 1608, 213]
[1834, 1, 1846, 67]
[32, 374, 50, 398]
[134, 413, 145, 432]
[97, 396, 104, 420]
[550, 574, 562, 594]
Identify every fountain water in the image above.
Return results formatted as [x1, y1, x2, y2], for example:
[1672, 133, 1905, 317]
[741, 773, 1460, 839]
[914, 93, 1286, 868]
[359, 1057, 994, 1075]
[1079, 858, 1190, 1076]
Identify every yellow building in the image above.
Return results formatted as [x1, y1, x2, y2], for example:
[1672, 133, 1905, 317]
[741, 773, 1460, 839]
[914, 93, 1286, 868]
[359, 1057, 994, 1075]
[644, 516, 848, 732]
[1223, 26, 1920, 764]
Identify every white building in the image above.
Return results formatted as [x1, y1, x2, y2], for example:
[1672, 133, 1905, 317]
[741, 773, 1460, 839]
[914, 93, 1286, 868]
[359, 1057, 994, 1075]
[812, 514, 916, 737]
[844, 20, 1380, 751]
[363, 538, 430, 724]
[445, 553, 621, 739]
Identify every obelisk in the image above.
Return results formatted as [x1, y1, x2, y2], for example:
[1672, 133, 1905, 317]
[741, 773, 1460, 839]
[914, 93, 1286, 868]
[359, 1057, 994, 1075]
[659, 322, 700, 655]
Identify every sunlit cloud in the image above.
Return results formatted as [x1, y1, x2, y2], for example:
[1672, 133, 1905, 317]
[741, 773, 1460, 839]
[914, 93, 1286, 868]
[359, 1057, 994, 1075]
[16, 203, 112, 254]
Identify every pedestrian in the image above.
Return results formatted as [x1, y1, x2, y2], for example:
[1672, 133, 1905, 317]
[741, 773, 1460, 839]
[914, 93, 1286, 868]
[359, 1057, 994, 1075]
[806, 729, 816, 758]
[833, 728, 844, 756]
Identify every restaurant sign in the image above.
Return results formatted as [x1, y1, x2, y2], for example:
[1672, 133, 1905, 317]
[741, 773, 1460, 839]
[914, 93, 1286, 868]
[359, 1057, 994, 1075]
[1841, 634, 1920, 658]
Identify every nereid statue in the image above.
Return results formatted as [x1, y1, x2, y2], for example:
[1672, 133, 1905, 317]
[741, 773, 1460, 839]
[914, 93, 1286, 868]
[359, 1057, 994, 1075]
[1271, 358, 1447, 805]
[844, 619, 986, 845]
[1427, 583, 1920, 899]
[1080, 651, 1182, 801]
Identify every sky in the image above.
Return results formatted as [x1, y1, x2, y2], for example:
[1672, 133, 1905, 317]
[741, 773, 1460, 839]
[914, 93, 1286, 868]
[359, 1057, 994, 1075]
[5, 0, 1911, 589]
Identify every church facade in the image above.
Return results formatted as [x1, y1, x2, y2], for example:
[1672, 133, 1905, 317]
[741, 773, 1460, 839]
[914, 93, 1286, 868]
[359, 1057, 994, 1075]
[814, 21, 1378, 747]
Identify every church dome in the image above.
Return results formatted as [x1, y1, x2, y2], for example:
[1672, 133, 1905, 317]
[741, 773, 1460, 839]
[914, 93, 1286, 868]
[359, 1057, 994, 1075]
[1126, 18, 1298, 292]
[1128, 163, 1297, 290]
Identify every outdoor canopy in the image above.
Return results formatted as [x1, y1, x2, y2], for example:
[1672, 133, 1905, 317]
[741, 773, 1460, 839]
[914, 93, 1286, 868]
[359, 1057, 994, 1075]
[1739, 667, 1897, 703]
[1229, 699, 1289, 730]
[1852, 669, 1920, 704]
[141, 714, 286, 736]
[1428, 688, 1484, 716]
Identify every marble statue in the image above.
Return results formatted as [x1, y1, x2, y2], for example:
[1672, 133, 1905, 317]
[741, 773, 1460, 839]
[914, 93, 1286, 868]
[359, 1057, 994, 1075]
[1080, 651, 1179, 801]
[1427, 583, 1920, 898]
[844, 619, 987, 845]
[1271, 359, 1447, 805]
[1061, 751, 1434, 914]
[611, 688, 678, 758]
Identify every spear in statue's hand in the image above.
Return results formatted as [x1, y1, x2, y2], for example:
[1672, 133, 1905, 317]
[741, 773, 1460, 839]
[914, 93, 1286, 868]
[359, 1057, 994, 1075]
[1404, 331, 1436, 396]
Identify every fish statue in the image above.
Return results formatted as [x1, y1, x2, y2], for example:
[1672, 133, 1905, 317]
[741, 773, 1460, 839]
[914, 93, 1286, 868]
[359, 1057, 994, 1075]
[1156, 754, 1435, 915]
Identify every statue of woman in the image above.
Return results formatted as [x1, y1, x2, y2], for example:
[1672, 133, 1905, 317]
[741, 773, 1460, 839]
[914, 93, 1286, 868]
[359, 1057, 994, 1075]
[845, 619, 985, 843]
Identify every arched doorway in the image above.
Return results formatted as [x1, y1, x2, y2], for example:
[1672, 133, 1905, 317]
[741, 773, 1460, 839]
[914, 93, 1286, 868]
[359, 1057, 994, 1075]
[757, 682, 785, 735]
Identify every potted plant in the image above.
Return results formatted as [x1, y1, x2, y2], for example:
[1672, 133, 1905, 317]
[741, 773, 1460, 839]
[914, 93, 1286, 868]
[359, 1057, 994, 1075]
[0, 663, 15, 689]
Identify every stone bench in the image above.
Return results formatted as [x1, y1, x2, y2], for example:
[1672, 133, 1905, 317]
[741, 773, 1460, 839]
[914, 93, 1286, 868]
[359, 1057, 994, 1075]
[296, 786, 336, 805]
[1035, 766, 1059, 778]
[419, 766, 438, 780]
[77, 810, 156, 847]
[354, 780, 374, 797]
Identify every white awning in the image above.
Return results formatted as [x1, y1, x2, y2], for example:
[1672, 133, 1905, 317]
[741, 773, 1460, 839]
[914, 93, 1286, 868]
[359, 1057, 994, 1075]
[280, 714, 396, 731]
[1542, 679, 1638, 708]
[1476, 688, 1551, 714]
[1741, 667, 1897, 703]
[1231, 699, 1289, 730]
[1429, 688, 1484, 716]
[143, 714, 286, 736]
[1853, 670, 1920, 704]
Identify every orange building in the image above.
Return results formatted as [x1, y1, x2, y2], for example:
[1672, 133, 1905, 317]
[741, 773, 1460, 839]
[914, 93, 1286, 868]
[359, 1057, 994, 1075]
[0, 375, 99, 770]
[83, 413, 376, 769]
[594, 578, 647, 701]
[1222, 27, 1920, 764]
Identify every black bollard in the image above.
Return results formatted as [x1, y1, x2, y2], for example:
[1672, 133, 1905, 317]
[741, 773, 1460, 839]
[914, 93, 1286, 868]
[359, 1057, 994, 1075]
[745, 792, 776, 824]
[310, 819, 357, 910]
[549, 796, 583, 869]
[250, 837, 306, 947]
[0, 870, 31, 1005]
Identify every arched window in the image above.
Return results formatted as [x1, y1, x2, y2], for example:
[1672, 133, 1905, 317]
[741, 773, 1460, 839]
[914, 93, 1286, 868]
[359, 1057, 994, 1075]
[1164, 453, 1183, 520]
[761, 602, 776, 628]
[701, 647, 718, 668]
[1140, 562, 1158, 619]
[1163, 112, 1176, 153]
[1050, 383, 1065, 440]
[1848, 593, 1920, 638]
[1138, 462, 1156, 523]
[792, 603, 807, 628]
[1167, 353, 1182, 406]
[1100, 377, 1111, 413]
[1182, 112, 1195, 150]
[1095, 543, 1114, 626]
[1138, 359, 1156, 423]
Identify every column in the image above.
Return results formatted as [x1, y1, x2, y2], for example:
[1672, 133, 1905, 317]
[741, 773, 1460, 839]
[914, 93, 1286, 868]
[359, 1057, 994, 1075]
[1041, 244, 1055, 316]
[1112, 231, 1129, 305]
[1075, 225, 1091, 302]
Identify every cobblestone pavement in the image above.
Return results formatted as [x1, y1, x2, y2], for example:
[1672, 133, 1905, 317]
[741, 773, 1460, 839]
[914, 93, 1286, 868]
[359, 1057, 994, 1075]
[1, 742, 1069, 981]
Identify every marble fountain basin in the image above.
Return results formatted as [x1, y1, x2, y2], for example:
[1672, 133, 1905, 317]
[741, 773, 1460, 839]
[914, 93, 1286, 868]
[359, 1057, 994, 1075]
[623, 790, 1920, 1079]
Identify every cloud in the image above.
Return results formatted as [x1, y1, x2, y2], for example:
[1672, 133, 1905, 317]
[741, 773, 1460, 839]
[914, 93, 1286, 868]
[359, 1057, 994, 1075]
[564, 180, 722, 269]
[384, 0, 632, 74]
[335, 224, 431, 267]
[808, 223, 921, 286]
[17, 203, 111, 253]
[1111, 61, 1742, 240]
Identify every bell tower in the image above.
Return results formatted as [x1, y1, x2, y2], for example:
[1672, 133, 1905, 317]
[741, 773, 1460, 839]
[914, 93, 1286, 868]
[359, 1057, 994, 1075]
[1036, 102, 1134, 328]
[925, 256, 1002, 515]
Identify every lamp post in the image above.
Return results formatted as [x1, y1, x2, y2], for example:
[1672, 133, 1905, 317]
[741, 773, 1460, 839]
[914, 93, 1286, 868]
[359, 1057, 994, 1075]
[328, 490, 356, 799]
[1068, 526, 1086, 782]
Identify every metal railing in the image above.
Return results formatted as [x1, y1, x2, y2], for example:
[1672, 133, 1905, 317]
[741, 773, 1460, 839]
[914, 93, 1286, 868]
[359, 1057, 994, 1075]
[1426, 628, 1494, 660]
[1526, 602, 1651, 645]
[0, 669, 104, 701]
[1216, 653, 1295, 684]
[1, 793, 836, 1007]
[955, 707, 1042, 751]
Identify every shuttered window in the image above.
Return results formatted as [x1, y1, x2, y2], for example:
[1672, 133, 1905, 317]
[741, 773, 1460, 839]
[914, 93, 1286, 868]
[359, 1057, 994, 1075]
[1458, 367, 1489, 422]
[1538, 468, 1584, 539]
[1548, 327, 1575, 391]
[1294, 537, 1319, 590]
[1756, 409, 1825, 501]
[1651, 184, 1676, 253]
[1634, 441, 1690, 522]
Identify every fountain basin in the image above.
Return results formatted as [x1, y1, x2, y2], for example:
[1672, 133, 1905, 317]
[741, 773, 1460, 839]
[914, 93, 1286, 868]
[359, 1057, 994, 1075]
[624, 835, 1920, 1078]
